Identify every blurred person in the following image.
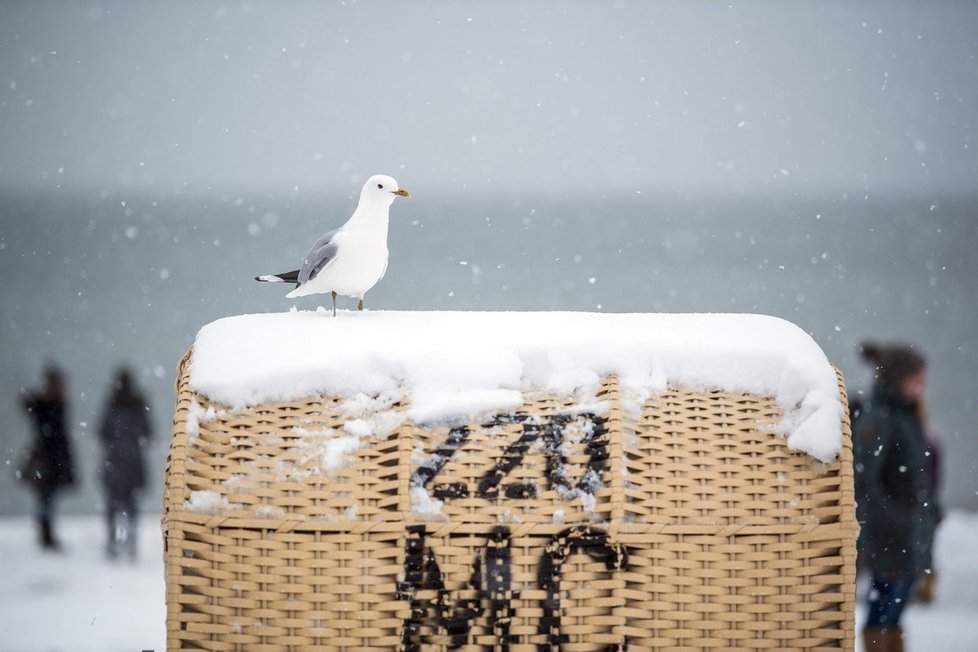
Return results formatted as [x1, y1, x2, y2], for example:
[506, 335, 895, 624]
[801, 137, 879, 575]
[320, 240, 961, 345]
[854, 342, 937, 652]
[98, 368, 153, 560]
[18, 366, 76, 550]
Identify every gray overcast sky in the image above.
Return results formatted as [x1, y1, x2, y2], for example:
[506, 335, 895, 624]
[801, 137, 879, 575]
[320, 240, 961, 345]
[1, 0, 976, 197]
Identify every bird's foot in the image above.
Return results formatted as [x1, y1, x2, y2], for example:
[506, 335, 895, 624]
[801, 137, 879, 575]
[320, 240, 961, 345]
[357, 299, 364, 311]
[332, 291, 337, 317]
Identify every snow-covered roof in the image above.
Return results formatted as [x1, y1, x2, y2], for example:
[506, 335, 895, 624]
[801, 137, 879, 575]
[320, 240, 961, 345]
[188, 310, 844, 462]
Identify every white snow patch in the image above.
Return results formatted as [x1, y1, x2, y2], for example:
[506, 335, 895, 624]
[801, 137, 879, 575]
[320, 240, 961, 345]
[184, 399, 224, 438]
[338, 391, 405, 436]
[557, 483, 600, 514]
[322, 434, 362, 471]
[222, 475, 255, 494]
[184, 490, 242, 515]
[339, 390, 400, 416]
[253, 505, 285, 520]
[185, 398, 206, 437]
[289, 431, 362, 474]
[496, 511, 524, 524]
[410, 486, 447, 521]
[188, 311, 844, 461]
[342, 419, 373, 437]
[557, 398, 611, 417]
[370, 410, 407, 437]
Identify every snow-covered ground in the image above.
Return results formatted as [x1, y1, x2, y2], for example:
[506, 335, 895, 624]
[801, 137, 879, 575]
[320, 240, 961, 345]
[1, 511, 976, 651]
[0, 515, 165, 652]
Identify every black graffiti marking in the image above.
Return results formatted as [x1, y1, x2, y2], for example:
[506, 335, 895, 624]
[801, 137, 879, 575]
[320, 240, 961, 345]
[503, 481, 537, 499]
[432, 483, 469, 499]
[477, 413, 608, 501]
[477, 416, 538, 499]
[430, 541, 484, 648]
[397, 525, 515, 651]
[485, 526, 516, 648]
[412, 413, 609, 505]
[537, 525, 628, 652]
[396, 525, 429, 652]
[543, 414, 609, 497]
[398, 525, 626, 650]
[410, 426, 471, 500]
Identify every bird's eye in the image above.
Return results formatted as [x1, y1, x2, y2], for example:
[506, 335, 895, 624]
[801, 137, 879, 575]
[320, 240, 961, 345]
[378, 184, 384, 189]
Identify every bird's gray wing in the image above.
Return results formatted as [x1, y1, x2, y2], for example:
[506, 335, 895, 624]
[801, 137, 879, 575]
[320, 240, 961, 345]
[297, 228, 341, 285]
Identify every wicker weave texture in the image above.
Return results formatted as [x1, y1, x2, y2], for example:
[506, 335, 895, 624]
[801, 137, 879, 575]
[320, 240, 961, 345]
[164, 350, 856, 651]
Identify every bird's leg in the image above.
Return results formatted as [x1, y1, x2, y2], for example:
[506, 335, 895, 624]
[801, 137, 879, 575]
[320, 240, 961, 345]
[357, 298, 364, 312]
[331, 291, 337, 317]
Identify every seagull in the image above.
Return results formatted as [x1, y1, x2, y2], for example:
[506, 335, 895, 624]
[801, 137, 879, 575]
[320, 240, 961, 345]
[255, 174, 410, 316]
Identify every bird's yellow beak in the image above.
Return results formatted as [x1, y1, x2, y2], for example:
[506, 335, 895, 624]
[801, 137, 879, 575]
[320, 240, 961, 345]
[392, 188, 411, 197]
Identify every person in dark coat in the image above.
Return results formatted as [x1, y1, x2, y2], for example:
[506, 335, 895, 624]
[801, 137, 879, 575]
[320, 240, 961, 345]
[853, 342, 936, 652]
[98, 368, 153, 559]
[19, 366, 76, 550]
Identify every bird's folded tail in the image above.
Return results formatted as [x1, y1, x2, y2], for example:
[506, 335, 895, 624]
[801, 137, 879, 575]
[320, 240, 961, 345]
[255, 270, 300, 284]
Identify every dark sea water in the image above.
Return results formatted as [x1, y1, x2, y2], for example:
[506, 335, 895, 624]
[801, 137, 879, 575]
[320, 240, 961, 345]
[2, 189, 976, 514]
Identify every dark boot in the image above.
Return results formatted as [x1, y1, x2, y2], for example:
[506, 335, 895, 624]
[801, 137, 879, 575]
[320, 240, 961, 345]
[916, 572, 937, 604]
[126, 500, 139, 561]
[865, 627, 905, 652]
[862, 627, 887, 652]
[39, 518, 59, 550]
[884, 626, 905, 652]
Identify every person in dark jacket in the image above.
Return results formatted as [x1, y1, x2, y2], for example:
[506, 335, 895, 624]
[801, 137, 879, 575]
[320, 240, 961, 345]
[854, 342, 936, 652]
[98, 369, 153, 560]
[19, 366, 76, 550]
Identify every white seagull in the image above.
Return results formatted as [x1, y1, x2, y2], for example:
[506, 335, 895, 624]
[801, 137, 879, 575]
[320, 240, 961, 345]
[255, 174, 410, 316]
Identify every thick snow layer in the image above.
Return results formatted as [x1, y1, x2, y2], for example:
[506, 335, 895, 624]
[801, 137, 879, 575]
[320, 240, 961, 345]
[189, 310, 844, 461]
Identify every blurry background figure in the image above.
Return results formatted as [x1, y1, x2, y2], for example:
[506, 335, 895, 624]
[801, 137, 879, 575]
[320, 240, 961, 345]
[17, 366, 76, 551]
[98, 369, 152, 561]
[914, 422, 944, 604]
[853, 342, 937, 652]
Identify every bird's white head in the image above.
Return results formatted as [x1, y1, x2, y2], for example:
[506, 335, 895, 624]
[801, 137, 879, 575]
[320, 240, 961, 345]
[360, 174, 410, 206]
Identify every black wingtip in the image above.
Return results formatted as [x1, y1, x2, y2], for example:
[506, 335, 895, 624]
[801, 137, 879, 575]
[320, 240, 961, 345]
[255, 270, 301, 284]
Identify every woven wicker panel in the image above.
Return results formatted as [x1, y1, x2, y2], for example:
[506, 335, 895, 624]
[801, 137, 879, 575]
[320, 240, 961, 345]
[164, 350, 856, 651]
